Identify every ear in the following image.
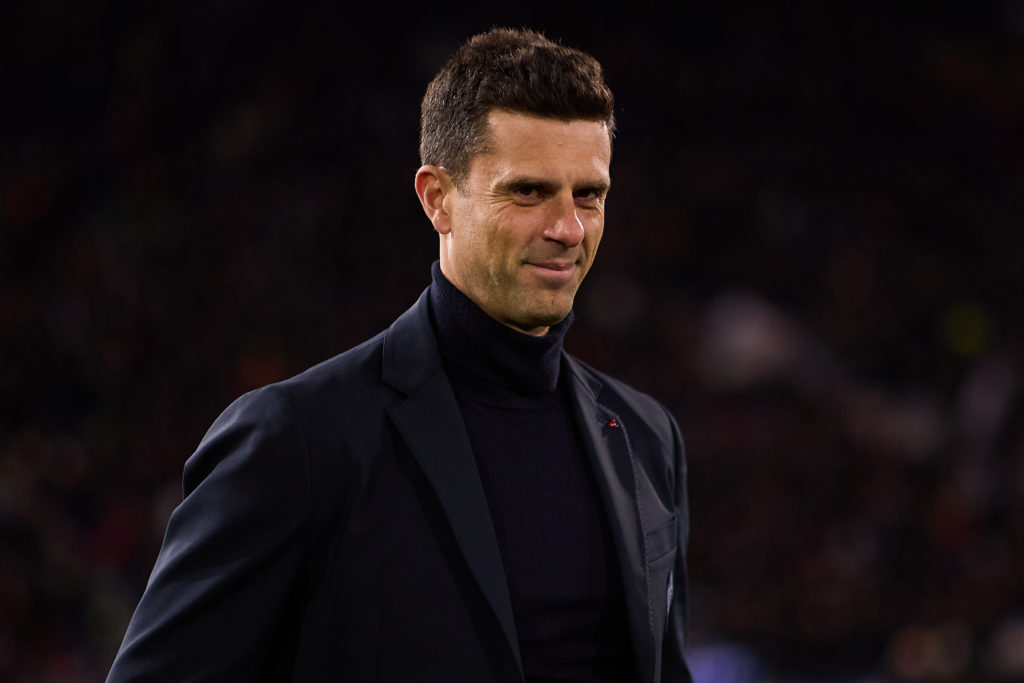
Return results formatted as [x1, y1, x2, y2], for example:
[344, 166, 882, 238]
[414, 165, 456, 235]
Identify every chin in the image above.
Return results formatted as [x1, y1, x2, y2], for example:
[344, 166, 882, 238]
[524, 307, 571, 329]
[507, 294, 576, 330]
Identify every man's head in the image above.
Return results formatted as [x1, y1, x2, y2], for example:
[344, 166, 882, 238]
[415, 28, 615, 336]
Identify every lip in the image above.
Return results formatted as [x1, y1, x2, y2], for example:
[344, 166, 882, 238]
[525, 260, 577, 281]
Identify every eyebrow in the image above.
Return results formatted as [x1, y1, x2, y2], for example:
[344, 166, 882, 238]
[494, 176, 611, 195]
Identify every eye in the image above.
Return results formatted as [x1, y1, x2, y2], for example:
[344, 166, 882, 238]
[573, 187, 604, 206]
[515, 185, 544, 200]
[511, 184, 547, 205]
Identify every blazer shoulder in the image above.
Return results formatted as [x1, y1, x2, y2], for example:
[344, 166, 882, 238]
[281, 329, 389, 396]
[257, 287, 436, 413]
[221, 329, 392, 428]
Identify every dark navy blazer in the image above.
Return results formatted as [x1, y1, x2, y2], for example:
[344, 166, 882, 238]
[107, 290, 692, 682]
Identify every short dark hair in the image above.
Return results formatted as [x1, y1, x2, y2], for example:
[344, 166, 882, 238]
[419, 28, 615, 186]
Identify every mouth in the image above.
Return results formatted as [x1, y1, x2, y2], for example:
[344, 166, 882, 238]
[524, 259, 577, 283]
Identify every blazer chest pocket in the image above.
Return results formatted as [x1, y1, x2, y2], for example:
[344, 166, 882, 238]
[645, 515, 677, 566]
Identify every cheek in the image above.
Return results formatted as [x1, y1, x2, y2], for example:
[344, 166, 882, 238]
[461, 211, 500, 259]
[584, 217, 605, 251]
[491, 213, 538, 254]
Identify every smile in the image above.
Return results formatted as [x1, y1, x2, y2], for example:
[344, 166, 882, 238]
[525, 260, 577, 282]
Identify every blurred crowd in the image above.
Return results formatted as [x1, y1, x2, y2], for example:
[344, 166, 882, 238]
[2, 2, 1022, 681]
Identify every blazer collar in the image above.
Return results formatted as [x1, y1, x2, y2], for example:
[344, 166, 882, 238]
[563, 357, 660, 683]
[382, 289, 524, 679]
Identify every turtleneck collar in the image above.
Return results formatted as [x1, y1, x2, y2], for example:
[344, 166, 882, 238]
[428, 261, 572, 395]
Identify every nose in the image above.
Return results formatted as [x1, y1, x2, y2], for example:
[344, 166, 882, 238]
[543, 193, 585, 247]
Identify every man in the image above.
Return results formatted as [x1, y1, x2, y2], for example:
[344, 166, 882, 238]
[108, 28, 691, 682]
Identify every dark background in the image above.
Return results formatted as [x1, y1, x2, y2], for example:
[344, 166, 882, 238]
[2, 2, 1023, 681]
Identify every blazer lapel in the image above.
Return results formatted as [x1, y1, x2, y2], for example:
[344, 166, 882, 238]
[564, 358, 658, 683]
[382, 291, 524, 679]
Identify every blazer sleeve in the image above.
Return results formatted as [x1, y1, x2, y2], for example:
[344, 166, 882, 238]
[107, 385, 312, 682]
[660, 405, 694, 683]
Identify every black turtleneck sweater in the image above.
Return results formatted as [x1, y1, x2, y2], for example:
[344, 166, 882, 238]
[428, 263, 636, 683]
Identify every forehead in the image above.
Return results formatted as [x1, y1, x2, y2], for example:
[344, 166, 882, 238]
[467, 110, 612, 185]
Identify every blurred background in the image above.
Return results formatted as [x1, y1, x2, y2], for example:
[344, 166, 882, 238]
[2, 1, 1023, 681]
